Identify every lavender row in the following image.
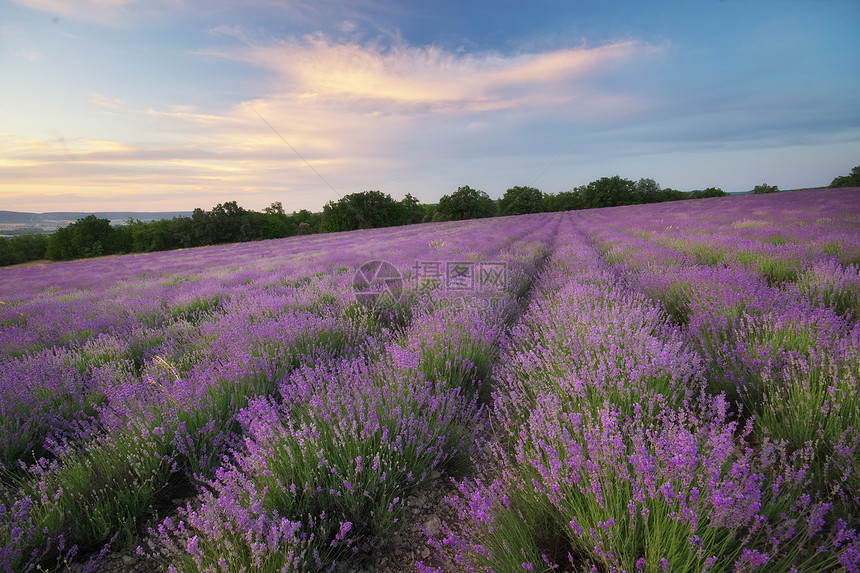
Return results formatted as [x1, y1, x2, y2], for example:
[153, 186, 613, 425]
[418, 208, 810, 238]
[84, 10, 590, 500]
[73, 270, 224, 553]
[0, 219, 516, 357]
[431, 208, 859, 572]
[141, 215, 559, 571]
[576, 191, 860, 513]
[0, 215, 540, 470]
[0, 215, 553, 571]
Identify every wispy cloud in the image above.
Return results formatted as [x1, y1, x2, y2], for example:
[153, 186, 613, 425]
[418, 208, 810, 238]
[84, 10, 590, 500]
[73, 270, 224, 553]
[89, 93, 126, 110]
[0, 131, 325, 211]
[10, 47, 43, 61]
[237, 36, 659, 113]
[0, 35, 667, 211]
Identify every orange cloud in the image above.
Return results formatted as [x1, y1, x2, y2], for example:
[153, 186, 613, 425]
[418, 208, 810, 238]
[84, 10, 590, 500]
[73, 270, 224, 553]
[0, 36, 664, 212]
[239, 37, 658, 112]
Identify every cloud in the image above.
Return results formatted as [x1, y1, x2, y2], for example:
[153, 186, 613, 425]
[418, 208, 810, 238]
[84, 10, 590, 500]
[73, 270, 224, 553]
[336, 21, 357, 34]
[0, 128, 341, 213]
[207, 24, 248, 42]
[0, 36, 667, 211]
[10, 48, 43, 61]
[90, 93, 126, 110]
[172, 37, 662, 193]
[236, 36, 658, 114]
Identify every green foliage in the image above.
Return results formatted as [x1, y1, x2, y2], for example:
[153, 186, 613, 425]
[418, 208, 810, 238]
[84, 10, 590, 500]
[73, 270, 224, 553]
[660, 187, 687, 202]
[543, 190, 585, 212]
[19, 421, 175, 563]
[756, 352, 860, 508]
[753, 183, 779, 194]
[796, 265, 860, 318]
[437, 186, 498, 221]
[635, 177, 662, 203]
[39, 200, 319, 263]
[321, 190, 412, 232]
[498, 186, 544, 216]
[400, 193, 424, 224]
[258, 211, 297, 240]
[211, 201, 255, 243]
[291, 209, 321, 235]
[688, 187, 728, 199]
[581, 175, 639, 207]
[830, 164, 860, 188]
[541, 179, 692, 211]
[24, 168, 792, 266]
[45, 215, 119, 261]
[0, 233, 48, 266]
[421, 204, 439, 223]
[646, 281, 693, 326]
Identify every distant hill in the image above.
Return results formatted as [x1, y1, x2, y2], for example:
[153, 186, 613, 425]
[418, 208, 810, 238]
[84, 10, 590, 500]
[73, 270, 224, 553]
[0, 210, 193, 234]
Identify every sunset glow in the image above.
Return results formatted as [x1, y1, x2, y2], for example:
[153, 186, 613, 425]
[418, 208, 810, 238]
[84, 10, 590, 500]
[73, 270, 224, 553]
[1, 0, 858, 212]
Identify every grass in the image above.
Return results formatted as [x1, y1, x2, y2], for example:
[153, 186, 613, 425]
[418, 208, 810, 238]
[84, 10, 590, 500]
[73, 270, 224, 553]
[796, 265, 860, 319]
[755, 351, 860, 520]
[14, 420, 175, 565]
[167, 295, 224, 321]
[752, 254, 803, 286]
[488, 398, 847, 573]
[416, 330, 496, 403]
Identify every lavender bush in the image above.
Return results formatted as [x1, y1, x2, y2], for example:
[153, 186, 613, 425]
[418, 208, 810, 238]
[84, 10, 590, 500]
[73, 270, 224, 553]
[430, 191, 860, 573]
[2, 189, 859, 571]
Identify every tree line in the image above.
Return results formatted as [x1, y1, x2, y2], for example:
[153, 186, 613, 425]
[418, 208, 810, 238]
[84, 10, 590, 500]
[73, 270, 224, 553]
[2, 164, 858, 266]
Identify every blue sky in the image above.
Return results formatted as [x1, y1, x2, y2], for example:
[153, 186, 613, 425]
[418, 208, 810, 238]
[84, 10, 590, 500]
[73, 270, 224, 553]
[1, 0, 859, 212]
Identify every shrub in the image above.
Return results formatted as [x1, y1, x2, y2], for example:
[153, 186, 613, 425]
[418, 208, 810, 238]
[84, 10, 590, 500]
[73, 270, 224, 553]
[753, 183, 780, 194]
[830, 165, 860, 188]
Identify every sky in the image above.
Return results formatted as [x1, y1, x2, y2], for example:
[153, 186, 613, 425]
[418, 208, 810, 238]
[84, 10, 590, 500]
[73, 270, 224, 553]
[1, 0, 859, 213]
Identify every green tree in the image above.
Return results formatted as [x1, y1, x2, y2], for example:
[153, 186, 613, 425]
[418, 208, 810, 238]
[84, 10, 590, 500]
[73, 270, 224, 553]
[191, 208, 215, 246]
[437, 186, 497, 221]
[753, 183, 779, 194]
[110, 223, 134, 254]
[210, 201, 248, 243]
[0, 238, 16, 266]
[258, 202, 297, 239]
[421, 204, 438, 223]
[543, 190, 585, 212]
[126, 219, 174, 252]
[264, 201, 285, 215]
[292, 209, 321, 235]
[46, 215, 117, 261]
[169, 216, 197, 248]
[400, 193, 424, 225]
[688, 187, 728, 199]
[322, 190, 404, 232]
[321, 196, 358, 233]
[0, 234, 48, 266]
[635, 178, 662, 203]
[660, 188, 687, 202]
[581, 176, 638, 208]
[499, 186, 544, 216]
[830, 165, 860, 188]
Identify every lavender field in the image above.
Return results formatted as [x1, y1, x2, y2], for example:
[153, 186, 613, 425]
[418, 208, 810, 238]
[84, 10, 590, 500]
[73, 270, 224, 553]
[1, 189, 859, 572]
